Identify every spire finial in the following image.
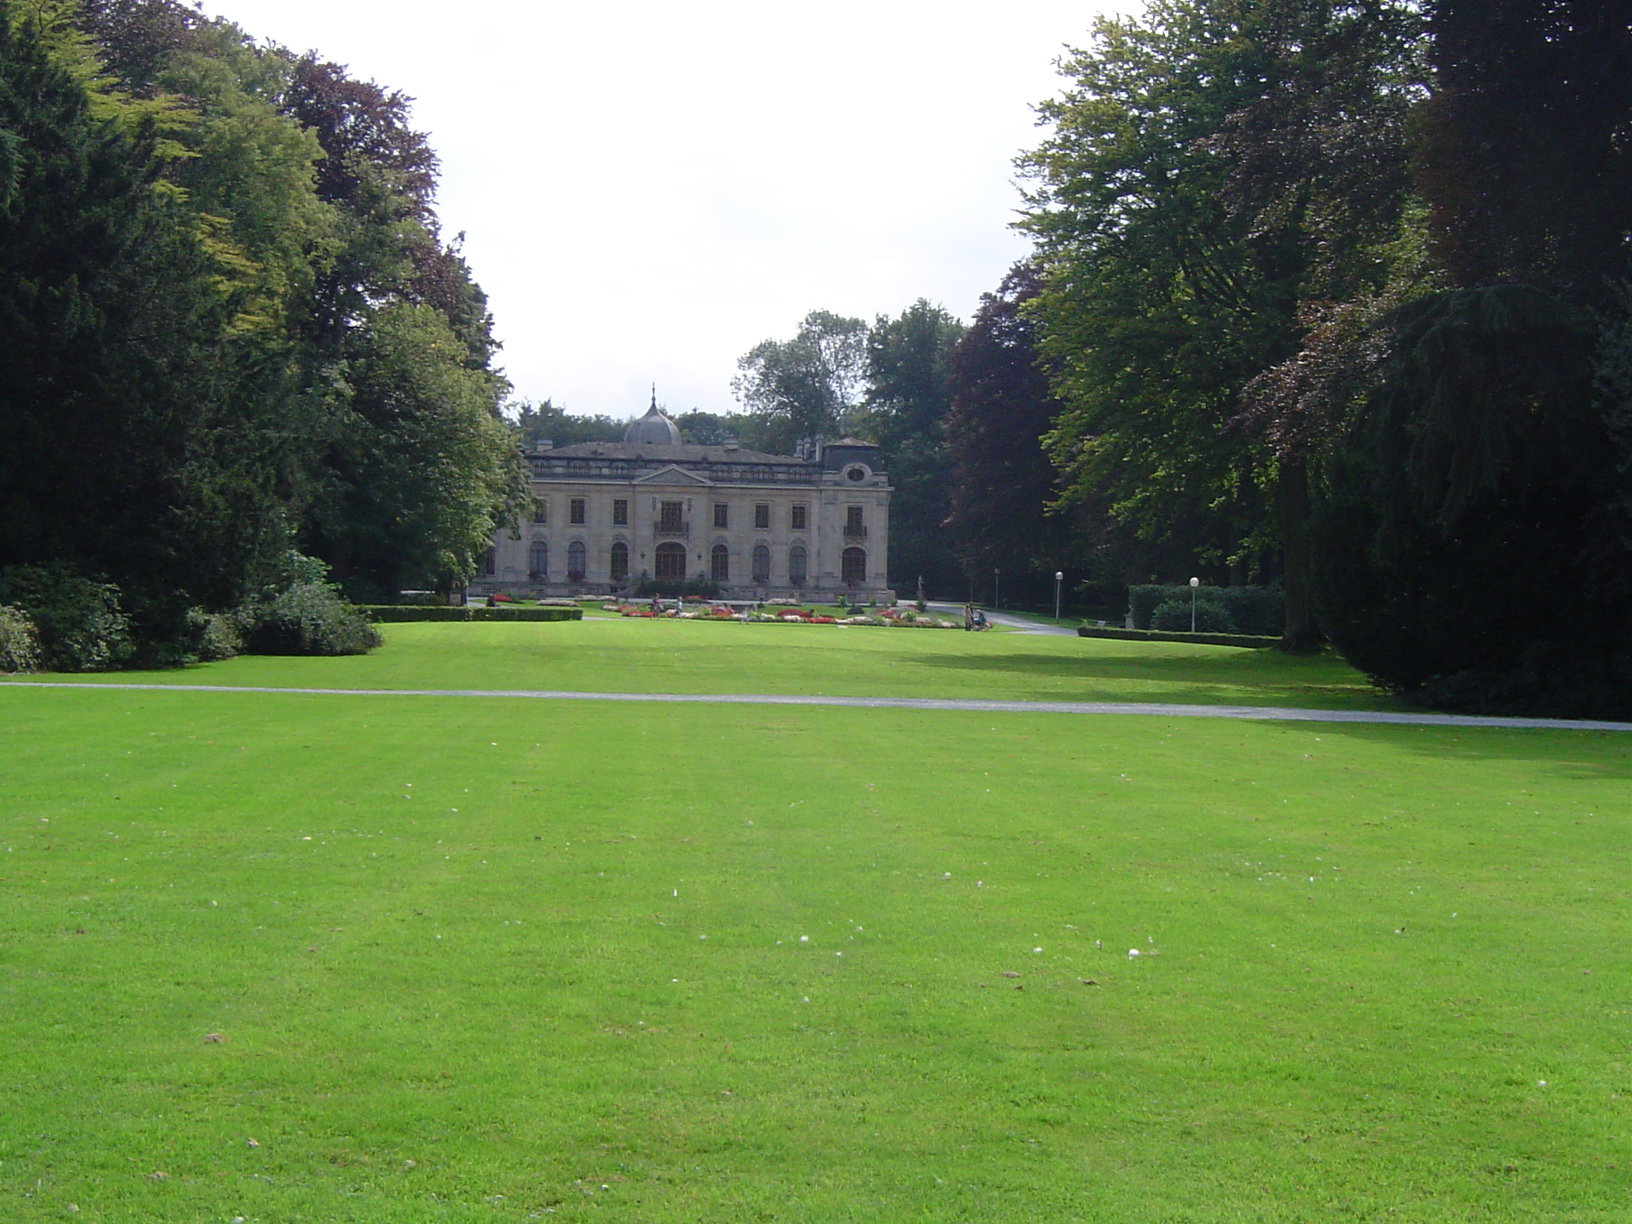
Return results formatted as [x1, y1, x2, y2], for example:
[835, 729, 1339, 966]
[650, 383, 658, 413]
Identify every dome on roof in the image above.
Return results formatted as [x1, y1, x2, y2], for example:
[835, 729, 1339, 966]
[624, 390, 681, 446]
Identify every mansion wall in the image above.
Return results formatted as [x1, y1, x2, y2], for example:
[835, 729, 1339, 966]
[471, 413, 893, 602]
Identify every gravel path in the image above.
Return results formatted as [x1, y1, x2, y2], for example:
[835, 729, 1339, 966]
[923, 601, 1076, 635]
[6, 681, 1629, 732]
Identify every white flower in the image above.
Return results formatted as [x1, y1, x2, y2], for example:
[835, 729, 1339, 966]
[1128, 948, 1141, 958]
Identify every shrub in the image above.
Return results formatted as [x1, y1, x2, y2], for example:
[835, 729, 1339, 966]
[1130, 584, 1284, 636]
[238, 582, 382, 656]
[0, 563, 134, 671]
[0, 605, 41, 672]
[1151, 596, 1236, 633]
[185, 608, 242, 662]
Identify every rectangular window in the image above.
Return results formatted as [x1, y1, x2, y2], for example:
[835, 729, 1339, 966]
[659, 500, 684, 533]
[713, 503, 728, 529]
[845, 505, 865, 537]
[754, 503, 770, 530]
[790, 504, 807, 531]
[532, 500, 547, 525]
[570, 497, 586, 525]
[612, 499, 628, 526]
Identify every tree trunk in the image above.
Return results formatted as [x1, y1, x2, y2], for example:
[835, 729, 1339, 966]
[1279, 459, 1324, 651]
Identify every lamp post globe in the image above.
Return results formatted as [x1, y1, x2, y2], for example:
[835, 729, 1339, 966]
[1054, 571, 1064, 622]
[1189, 576, 1200, 633]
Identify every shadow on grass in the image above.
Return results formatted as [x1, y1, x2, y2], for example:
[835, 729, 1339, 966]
[910, 645, 1389, 709]
[1308, 719, 1632, 776]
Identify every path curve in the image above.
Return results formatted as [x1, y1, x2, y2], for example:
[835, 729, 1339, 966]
[6, 681, 1629, 732]
[924, 601, 1076, 635]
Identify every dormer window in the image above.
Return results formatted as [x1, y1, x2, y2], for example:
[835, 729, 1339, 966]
[846, 466, 867, 482]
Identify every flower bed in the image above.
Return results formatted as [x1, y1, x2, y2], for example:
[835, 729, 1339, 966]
[600, 603, 959, 628]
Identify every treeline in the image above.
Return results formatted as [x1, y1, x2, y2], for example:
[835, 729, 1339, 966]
[1018, 0, 1632, 716]
[0, 0, 525, 663]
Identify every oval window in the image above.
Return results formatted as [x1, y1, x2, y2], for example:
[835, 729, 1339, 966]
[846, 466, 867, 482]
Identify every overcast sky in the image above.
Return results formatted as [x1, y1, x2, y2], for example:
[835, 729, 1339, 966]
[200, 1, 1124, 420]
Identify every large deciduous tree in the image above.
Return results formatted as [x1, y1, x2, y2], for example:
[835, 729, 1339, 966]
[307, 303, 523, 598]
[1021, 0, 1422, 642]
[1020, 0, 1299, 595]
[859, 299, 965, 593]
[944, 267, 1069, 582]
[0, 0, 285, 632]
[732, 310, 868, 454]
[0, 0, 528, 639]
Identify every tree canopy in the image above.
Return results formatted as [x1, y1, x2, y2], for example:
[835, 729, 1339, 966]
[0, 0, 525, 644]
[1017, 0, 1632, 710]
[731, 310, 869, 454]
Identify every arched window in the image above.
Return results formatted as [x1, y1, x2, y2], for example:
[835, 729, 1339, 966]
[752, 543, 771, 584]
[655, 541, 686, 579]
[711, 543, 730, 582]
[788, 545, 807, 587]
[609, 541, 629, 582]
[567, 540, 587, 582]
[841, 546, 866, 587]
[528, 540, 548, 580]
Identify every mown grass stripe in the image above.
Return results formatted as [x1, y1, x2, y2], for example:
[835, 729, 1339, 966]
[5, 679, 1630, 730]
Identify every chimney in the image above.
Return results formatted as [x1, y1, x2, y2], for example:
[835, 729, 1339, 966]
[723, 434, 739, 451]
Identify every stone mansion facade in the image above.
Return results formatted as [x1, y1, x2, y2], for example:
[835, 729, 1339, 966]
[471, 401, 893, 602]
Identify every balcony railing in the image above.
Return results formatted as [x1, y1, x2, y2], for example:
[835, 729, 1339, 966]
[843, 524, 868, 538]
[654, 520, 690, 539]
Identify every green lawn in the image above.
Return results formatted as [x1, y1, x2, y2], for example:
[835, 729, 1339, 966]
[2, 627, 1627, 1222]
[2, 618, 1394, 710]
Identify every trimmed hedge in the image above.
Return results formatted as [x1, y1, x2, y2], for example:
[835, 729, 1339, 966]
[1077, 625, 1278, 649]
[363, 605, 583, 623]
[1128, 584, 1285, 636]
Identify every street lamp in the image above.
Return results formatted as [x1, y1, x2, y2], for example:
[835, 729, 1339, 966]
[1054, 571, 1064, 622]
[993, 568, 1000, 609]
[1189, 576, 1200, 633]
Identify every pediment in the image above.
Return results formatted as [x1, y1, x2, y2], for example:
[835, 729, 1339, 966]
[633, 464, 713, 487]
